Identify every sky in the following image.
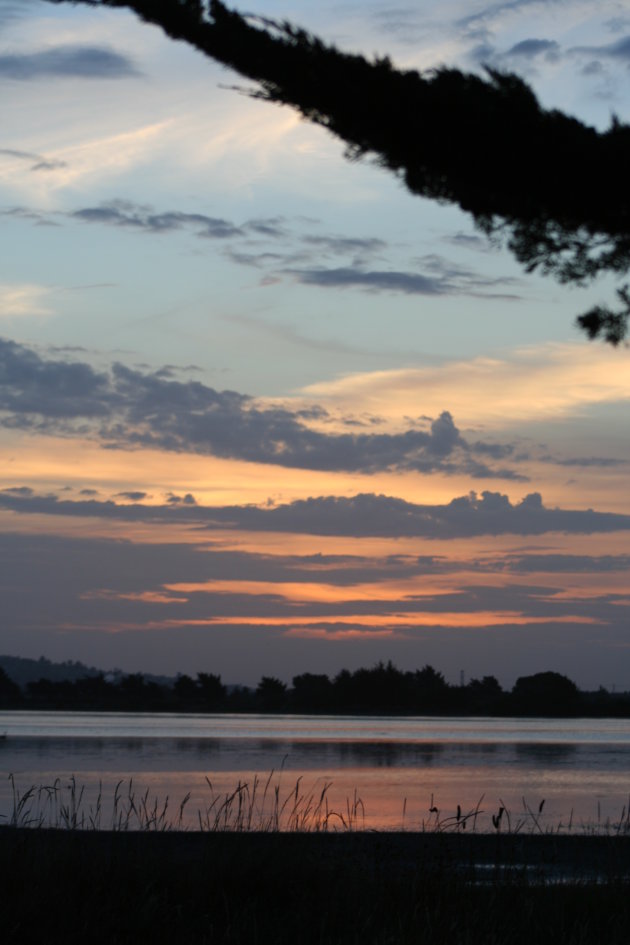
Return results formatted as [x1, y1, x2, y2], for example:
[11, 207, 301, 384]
[1, 0, 629, 689]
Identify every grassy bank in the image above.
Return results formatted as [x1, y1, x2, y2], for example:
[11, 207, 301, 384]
[2, 829, 630, 944]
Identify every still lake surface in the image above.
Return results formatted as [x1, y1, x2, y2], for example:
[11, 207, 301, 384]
[2, 712, 630, 831]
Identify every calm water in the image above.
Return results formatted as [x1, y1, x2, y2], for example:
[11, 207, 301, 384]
[2, 712, 630, 830]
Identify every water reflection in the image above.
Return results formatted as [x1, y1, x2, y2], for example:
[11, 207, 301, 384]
[8, 733, 630, 778]
[3, 736, 448, 770]
[4, 713, 630, 830]
[5, 711, 630, 744]
[515, 742, 578, 763]
[331, 741, 445, 767]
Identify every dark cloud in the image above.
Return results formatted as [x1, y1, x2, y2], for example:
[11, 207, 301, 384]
[289, 266, 448, 295]
[114, 491, 148, 501]
[246, 217, 287, 238]
[469, 35, 563, 69]
[223, 491, 630, 539]
[1, 485, 33, 496]
[571, 35, 630, 62]
[72, 202, 243, 239]
[13, 198, 519, 303]
[468, 439, 514, 460]
[165, 492, 197, 506]
[537, 450, 627, 468]
[418, 253, 522, 295]
[446, 231, 493, 252]
[501, 553, 630, 573]
[0, 1, 38, 31]
[302, 235, 387, 256]
[605, 17, 630, 34]
[581, 60, 605, 77]
[0, 45, 140, 80]
[287, 263, 521, 299]
[72, 202, 387, 262]
[0, 148, 67, 172]
[2, 487, 629, 540]
[227, 250, 295, 268]
[554, 456, 627, 468]
[0, 206, 57, 226]
[0, 338, 520, 479]
[504, 38, 560, 60]
[0, 337, 112, 419]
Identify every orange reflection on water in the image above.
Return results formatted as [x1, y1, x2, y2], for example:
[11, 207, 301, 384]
[156, 764, 630, 832]
[7, 765, 619, 833]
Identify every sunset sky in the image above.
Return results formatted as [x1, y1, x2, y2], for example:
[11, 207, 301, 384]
[1, 0, 629, 689]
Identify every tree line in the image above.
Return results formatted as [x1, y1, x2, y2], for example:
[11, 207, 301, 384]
[1, 661, 629, 717]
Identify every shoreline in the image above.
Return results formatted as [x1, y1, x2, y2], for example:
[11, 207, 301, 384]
[4, 825, 630, 879]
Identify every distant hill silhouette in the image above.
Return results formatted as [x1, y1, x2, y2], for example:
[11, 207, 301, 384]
[0, 654, 173, 688]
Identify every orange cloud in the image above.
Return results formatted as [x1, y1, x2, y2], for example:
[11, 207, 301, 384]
[164, 579, 456, 603]
[81, 589, 188, 604]
[65, 611, 601, 636]
[298, 343, 630, 429]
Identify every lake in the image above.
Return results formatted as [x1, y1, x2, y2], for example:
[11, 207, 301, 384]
[2, 712, 630, 831]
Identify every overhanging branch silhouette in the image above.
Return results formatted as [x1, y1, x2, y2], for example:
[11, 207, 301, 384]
[45, 0, 630, 343]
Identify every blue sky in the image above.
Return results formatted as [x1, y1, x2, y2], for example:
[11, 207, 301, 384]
[1, 0, 629, 688]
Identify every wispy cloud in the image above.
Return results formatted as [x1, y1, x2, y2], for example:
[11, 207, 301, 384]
[10, 198, 521, 301]
[0, 1, 39, 32]
[72, 201, 243, 239]
[550, 455, 627, 469]
[457, 0, 568, 34]
[0, 148, 67, 172]
[289, 254, 521, 300]
[0, 127, 174, 197]
[0, 283, 53, 317]
[301, 344, 630, 428]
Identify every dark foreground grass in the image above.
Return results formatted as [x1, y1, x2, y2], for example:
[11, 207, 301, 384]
[2, 829, 630, 944]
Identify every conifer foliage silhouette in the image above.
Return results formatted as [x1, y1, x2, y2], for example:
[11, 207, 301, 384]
[48, 1, 630, 342]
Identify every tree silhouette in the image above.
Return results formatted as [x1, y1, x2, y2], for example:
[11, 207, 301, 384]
[512, 671, 580, 716]
[46, 0, 630, 343]
[292, 672, 333, 712]
[0, 666, 23, 707]
[256, 675, 287, 711]
[197, 671, 226, 709]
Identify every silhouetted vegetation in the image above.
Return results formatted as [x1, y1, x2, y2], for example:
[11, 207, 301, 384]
[0, 667, 21, 707]
[2, 656, 630, 716]
[3, 828, 630, 944]
[47, 0, 630, 343]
